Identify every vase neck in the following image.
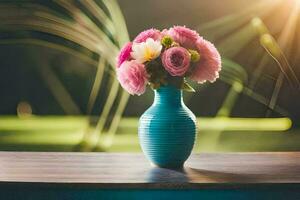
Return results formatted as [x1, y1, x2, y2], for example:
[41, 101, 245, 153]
[154, 85, 183, 106]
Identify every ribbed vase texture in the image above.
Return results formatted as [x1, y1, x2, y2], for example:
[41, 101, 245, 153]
[138, 85, 197, 168]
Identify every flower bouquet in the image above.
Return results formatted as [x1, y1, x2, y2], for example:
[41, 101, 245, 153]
[116, 26, 221, 168]
[116, 26, 221, 95]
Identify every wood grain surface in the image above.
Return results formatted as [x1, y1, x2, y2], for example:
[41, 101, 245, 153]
[1, 152, 300, 189]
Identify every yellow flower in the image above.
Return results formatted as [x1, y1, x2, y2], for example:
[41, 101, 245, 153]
[131, 38, 162, 63]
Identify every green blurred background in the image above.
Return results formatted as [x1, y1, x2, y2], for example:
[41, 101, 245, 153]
[0, 0, 299, 152]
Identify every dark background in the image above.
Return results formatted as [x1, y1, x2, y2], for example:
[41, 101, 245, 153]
[0, 0, 299, 123]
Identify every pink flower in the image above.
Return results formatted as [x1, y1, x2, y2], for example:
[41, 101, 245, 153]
[117, 60, 148, 95]
[117, 42, 132, 68]
[162, 47, 191, 76]
[167, 25, 200, 49]
[161, 28, 168, 37]
[190, 38, 221, 83]
[133, 28, 161, 43]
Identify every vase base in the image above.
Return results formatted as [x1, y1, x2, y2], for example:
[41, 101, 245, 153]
[150, 162, 184, 169]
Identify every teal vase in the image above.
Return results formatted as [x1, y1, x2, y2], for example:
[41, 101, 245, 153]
[138, 85, 197, 168]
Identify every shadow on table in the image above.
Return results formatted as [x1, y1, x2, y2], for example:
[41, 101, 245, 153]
[147, 167, 261, 183]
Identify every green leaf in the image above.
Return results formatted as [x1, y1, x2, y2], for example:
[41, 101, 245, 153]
[150, 82, 160, 90]
[181, 81, 195, 92]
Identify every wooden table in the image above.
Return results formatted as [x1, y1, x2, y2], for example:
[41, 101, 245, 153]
[1, 152, 300, 199]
